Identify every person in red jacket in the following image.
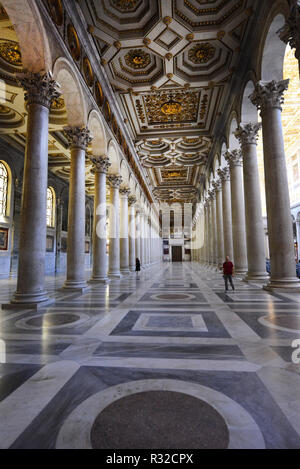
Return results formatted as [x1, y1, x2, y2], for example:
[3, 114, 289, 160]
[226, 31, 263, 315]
[223, 256, 235, 292]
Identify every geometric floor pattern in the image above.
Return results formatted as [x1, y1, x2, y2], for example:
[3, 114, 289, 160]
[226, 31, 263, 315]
[1, 262, 300, 448]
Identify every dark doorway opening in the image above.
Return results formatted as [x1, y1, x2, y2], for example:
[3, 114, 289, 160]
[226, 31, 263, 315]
[172, 246, 182, 262]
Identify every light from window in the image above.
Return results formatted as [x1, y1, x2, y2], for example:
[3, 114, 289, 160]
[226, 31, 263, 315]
[46, 187, 55, 227]
[0, 162, 8, 217]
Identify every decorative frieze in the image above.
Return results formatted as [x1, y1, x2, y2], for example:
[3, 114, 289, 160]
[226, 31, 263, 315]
[249, 80, 289, 112]
[17, 71, 61, 109]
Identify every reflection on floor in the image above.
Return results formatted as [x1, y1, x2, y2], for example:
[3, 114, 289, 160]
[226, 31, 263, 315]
[0, 262, 300, 449]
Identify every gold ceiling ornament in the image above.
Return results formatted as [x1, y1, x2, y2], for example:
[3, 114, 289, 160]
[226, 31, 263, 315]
[100, 58, 107, 66]
[124, 49, 151, 69]
[114, 41, 122, 50]
[83, 56, 94, 87]
[0, 40, 22, 67]
[186, 33, 194, 42]
[161, 101, 182, 116]
[51, 96, 65, 110]
[143, 38, 151, 46]
[188, 43, 215, 64]
[166, 73, 173, 79]
[144, 89, 199, 124]
[111, 0, 140, 11]
[217, 30, 226, 40]
[163, 16, 172, 26]
[67, 24, 81, 61]
[165, 53, 173, 61]
[47, 0, 64, 27]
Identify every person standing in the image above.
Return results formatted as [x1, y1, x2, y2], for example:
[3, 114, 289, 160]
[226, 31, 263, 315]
[136, 258, 141, 278]
[223, 256, 235, 292]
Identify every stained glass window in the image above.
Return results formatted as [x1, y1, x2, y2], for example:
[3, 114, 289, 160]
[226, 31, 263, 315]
[0, 162, 8, 217]
[46, 187, 55, 227]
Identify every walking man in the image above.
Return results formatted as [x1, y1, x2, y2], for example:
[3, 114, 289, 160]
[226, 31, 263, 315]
[223, 256, 235, 292]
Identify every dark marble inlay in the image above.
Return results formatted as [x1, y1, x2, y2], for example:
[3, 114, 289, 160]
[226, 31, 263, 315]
[265, 314, 300, 330]
[155, 294, 191, 300]
[90, 390, 229, 449]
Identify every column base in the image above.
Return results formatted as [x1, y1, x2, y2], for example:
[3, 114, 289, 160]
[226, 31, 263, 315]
[234, 269, 247, 276]
[62, 281, 90, 293]
[2, 291, 54, 311]
[263, 277, 300, 293]
[120, 268, 130, 275]
[243, 272, 269, 283]
[89, 277, 111, 284]
[129, 267, 136, 272]
[108, 272, 123, 279]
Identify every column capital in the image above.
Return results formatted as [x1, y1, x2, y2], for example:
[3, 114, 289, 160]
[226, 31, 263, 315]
[17, 71, 61, 109]
[212, 180, 222, 192]
[225, 149, 243, 168]
[234, 123, 262, 146]
[128, 195, 137, 206]
[208, 189, 216, 200]
[120, 187, 131, 198]
[278, 0, 300, 62]
[108, 174, 122, 188]
[64, 127, 93, 150]
[249, 80, 289, 112]
[90, 156, 111, 174]
[217, 166, 230, 182]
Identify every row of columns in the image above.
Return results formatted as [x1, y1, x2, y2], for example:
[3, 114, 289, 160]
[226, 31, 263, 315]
[3, 71, 161, 310]
[194, 79, 300, 292]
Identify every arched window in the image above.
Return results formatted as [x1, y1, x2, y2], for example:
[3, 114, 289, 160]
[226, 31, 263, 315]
[0, 161, 8, 217]
[46, 187, 55, 227]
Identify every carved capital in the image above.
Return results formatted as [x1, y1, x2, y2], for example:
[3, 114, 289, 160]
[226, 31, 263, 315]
[120, 187, 131, 197]
[90, 156, 111, 174]
[208, 189, 216, 201]
[64, 127, 93, 150]
[234, 122, 261, 146]
[128, 195, 137, 206]
[108, 174, 123, 189]
[278, 1, 300, 62]
[249, 80, 289, 112]
[217, 166, 230, 182]
[225, 149, 243, 168]
[17, 71, 61, 109]
[212, 180, 222, 192]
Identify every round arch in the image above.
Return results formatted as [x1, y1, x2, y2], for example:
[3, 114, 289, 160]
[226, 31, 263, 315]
[107, 140, 120, 175]
[87, 110, 107, 156]
[260, 13, 288, 82]
[241, 79, 258, 124]
[2, 0, 52, 72]
[227, 112, 239, 150]
[53, 57, 87, 127]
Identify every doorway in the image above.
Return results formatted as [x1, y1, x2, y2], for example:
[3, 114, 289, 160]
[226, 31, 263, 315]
[172, 246, 182, 262]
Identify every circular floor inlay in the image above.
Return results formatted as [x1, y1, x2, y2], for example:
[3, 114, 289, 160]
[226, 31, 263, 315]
[27, 313, 79, 327]
[267, 315, 300, 330]
[155, 293, 192, 300]
[90, 391, 229, 449]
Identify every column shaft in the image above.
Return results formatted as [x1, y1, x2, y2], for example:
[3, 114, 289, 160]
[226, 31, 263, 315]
[120, 189, 130, 274]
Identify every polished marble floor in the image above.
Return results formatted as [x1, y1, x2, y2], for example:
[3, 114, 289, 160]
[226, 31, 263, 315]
[0, 262, 300, 449]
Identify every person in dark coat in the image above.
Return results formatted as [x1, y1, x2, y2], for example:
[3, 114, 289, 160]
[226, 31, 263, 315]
[136, 258, 141, 277]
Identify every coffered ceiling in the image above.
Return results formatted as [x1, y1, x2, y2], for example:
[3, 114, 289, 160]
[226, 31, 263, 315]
[81, 0, 255, 203]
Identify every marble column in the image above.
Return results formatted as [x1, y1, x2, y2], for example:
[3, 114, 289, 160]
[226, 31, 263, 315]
[7, 72, 60, 308]
[204, 199, 210, 265]
[107, 175, 122, 278]
[225, 150, 248, 275]
[250, 80, 300, 291]
[213, 180, 224, 269]
[63, 127, 92, 291]
[135, 208, 141, 262]
[120, 188, 130, 275]
[128, 196, 137, 272]
[89, 156, 111, 283]
[55, 198, 63, 274]
[217, 167, 234, 263]
[208, 189, 218, 268]
[235, 123, 269, 281]
[140, 211, 145, 268]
